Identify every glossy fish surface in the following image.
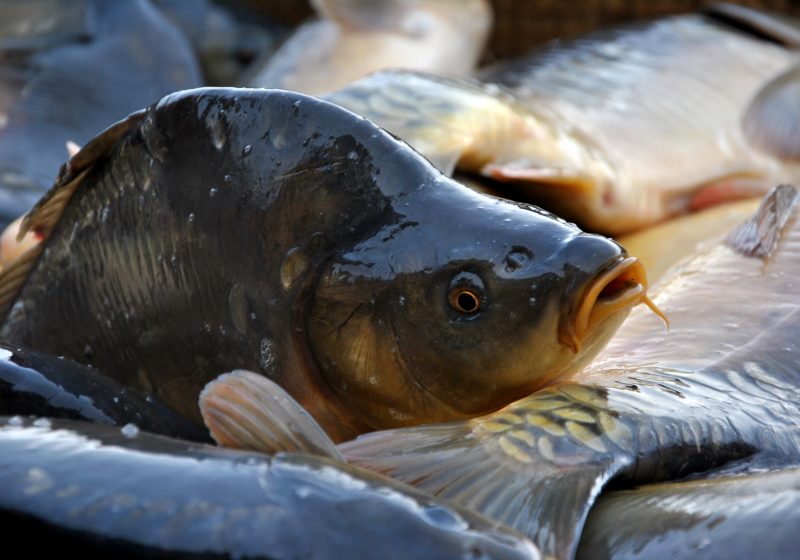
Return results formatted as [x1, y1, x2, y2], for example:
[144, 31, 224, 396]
[0, 88, 651, 442]
[576, 465, 800, 560]
[0, 417, 539, 560]
[0, 0, 202, 227]
[341, 185, 800, 557]
[328, 10, 800, 234]
[0, 344, 207, 441]
[248, 0, 492, 95]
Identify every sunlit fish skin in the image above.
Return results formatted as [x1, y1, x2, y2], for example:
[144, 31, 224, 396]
[0, 88, 651, 442]
[576, 465, 800, 560]
[247, 0, 492, 96]
[0, 417, 539, 560]
[0, 344, 208, 441]
[328, 11, 800, 235]
[340, 185, 800, 558]
[0, 0, 202, 228]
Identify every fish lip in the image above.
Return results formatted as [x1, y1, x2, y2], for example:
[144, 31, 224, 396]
[560, 257, 649, 353]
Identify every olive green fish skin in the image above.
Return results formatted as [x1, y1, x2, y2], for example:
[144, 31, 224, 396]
[576, 466, 800, 560]
[0, 0, 202, 228]
[0, 417, 539, 560]
[0, 88, 632, 440]
[340, 185, 800, 557]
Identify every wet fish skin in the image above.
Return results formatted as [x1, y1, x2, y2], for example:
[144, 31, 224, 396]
[0, 0, 202, 227]
[0, 344, 208, 441]
[0, 417, 540, 560]
[0, 88, 643, 443]
[341, 185, 800, 558]
[576, 465, 800, 560]
[248, 0, 492, 95]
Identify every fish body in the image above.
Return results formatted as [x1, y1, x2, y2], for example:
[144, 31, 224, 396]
[577, 465, 800, 560]
[0, 88, 648, 441]
[0, 344, 207, 441]
[341, 185, 800, 557]
[0, 417, 539, 560]
[0, 0, 202, 227]
[328, 11, 800, 234]
[248, 0, 492, 95]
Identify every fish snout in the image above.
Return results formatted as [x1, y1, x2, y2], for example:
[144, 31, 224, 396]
[556, 235, 663, 353]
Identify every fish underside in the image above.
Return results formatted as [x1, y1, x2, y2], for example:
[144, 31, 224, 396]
[340, 185, 800, 558]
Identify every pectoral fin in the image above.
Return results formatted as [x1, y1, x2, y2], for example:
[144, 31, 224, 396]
[340, 413, 626, 559]
[743, 66, 800, 161]
[199, 370, 343, 460]
[482, 160, 597, 197]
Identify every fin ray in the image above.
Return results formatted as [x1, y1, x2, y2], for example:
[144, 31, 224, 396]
[200, 370, 343, 460]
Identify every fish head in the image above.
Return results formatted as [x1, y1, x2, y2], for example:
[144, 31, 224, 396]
[308, 179, 651, 429]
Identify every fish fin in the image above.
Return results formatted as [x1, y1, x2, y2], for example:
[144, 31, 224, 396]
[687, 175, 772, 212]
[725, 184, 800, 258]
[0, 241, 44, 318]
[311, 0, 418, 33]
[482, 160, 596, 197]
[340, 411, 625, 559]
[19, 110, 145, 242]
[707, 2, 800, 48]
[743, 66, 800, 161]
[199, 370, 343, 460]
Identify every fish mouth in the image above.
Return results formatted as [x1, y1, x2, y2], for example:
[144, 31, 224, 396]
[561, 257, 666, 353]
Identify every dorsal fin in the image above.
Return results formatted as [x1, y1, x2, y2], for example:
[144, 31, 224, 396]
[199, 370, 343, 460]
[0, 110, 145, 320]
[19, 110, 145, 241]
[725, 184, 800, 258]
[707, 2, 800, 48]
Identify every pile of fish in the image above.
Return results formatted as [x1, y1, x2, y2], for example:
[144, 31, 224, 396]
[1, 1, 799, 558]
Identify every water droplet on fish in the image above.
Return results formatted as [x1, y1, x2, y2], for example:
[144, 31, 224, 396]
[209, 187, 218, 198]
[204, 322, 212, 333]
[7, 416, 23, 426]
[295, 486, 311, 499]
[187, 213, 195, 223]
[33, 418, 51, 428]
[398, 296, 406, 306]
[170, 254, 178, 266]
[249, 312, 257, 320]
[242, 144, 252, 156]
[292, 100, 301, 113]
[224, 174, 233, 183]
[113, 397, 119, 403]
[275, 159, 282, 167]
[100, 207, 110, 223]
[211, 122, 225, 150]
[528, 297, 537, 305]
[121, 423, 140, 438]
[347, 151, 358, 160]
[301, 138, 310, 147]
[260, 338, 276, 375]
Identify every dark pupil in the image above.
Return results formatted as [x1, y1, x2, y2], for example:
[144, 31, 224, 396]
[457, 291, 479, 313]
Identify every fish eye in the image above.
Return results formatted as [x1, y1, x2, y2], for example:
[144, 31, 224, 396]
[448, 272, 485, 315]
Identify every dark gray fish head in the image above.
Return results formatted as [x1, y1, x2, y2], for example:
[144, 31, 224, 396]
[309, 169, 655, 427]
